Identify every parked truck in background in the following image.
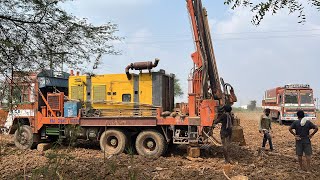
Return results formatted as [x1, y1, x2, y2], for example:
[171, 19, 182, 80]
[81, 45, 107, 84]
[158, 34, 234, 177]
[262, 84, 316, 124]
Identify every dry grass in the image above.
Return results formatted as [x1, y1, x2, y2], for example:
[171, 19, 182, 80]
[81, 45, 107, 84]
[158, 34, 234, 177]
[0, 111, 319, 179]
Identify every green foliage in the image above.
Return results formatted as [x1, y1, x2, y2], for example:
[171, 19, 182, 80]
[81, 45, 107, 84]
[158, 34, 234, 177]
[224, 0, 320, 25]
[0, 0, 121, 75]
[64, 125, 81, 147]
[108, 160, 118, 175]
[247, 100, 257, 111]
[128, 147, 137, 180]
[174, 77, 184, 98]
[128, 168, 138, 180]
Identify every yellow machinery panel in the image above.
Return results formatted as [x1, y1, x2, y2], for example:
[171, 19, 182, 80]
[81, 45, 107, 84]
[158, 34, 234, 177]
[139, 73, 152, 105]
[138, 73, 153, 116]
[69, 75, 87, 101]
[68, 71, 173, 117]
[90, 74, 134, 110]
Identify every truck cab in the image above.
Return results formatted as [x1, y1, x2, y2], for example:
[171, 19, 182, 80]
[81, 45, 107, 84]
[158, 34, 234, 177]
[263, 84, 316, 124]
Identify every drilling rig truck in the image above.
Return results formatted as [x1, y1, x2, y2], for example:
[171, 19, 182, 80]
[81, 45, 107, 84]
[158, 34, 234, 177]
[2, 0, 245, 158]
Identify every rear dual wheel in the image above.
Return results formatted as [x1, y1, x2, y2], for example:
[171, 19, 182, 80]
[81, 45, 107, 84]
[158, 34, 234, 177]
[99, 129, 167, 158]
[135, 130, 166, 158]
[99, 129, 128, 155]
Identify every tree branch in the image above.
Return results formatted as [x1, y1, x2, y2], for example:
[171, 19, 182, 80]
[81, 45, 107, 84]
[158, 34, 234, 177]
[0, 15, 45, 24]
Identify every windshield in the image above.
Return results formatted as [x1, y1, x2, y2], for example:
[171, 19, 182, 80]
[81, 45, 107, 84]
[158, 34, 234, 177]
[285, 93, 298, 104]
[300, 92, 313, 104]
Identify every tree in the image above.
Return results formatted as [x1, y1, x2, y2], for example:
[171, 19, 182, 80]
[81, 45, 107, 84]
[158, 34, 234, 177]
[174, 77, 184, 98]
[247, 100, 257, 111]
[0, 0, 121, 76]
[224, 0, 320, 25]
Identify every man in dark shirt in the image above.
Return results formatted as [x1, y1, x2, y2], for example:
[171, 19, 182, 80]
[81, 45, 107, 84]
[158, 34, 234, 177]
[213, 104, 233, 163]
[289, 110, 318, 171]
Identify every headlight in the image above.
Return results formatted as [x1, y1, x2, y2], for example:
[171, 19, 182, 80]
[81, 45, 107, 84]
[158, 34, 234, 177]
[284, 114, 295, 117]
[305, 114, 316, 117]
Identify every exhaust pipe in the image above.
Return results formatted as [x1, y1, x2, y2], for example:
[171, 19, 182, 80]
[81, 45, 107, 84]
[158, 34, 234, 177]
[125, 58, 160, 80]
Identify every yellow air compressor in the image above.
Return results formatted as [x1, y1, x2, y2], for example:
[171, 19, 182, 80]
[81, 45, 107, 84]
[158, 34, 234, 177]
[68, 59, 174, 117]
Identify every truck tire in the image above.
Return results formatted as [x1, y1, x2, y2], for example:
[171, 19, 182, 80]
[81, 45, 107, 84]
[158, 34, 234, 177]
[279, 119, 283, 125]
[277, 112, 283, 125]
[14, 125, 34, 150]
[135, 130, 165, 158]
[100, 129, 128, 155]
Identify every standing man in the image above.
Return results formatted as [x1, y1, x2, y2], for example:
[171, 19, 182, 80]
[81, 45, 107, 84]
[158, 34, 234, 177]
[259, 108, 273, 151]
[289, 110, 318, 171]
[213, 104, 234, 163]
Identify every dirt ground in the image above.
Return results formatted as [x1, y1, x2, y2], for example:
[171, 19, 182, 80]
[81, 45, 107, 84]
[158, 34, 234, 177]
[0, 112, 319, 180]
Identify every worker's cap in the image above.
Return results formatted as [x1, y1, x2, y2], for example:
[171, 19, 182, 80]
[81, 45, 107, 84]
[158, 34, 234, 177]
[297, 110, 305, 119]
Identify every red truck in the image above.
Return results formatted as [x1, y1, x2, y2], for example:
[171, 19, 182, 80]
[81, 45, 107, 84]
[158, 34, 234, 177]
[262, 84, 316, 124]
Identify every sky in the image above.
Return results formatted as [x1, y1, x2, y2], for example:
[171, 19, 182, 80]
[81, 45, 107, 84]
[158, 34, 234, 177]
[63, 0, 320, 107]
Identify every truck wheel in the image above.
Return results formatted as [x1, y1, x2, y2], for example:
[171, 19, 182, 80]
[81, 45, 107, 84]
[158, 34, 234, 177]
[277, 113, 283, 125]
[14, 125, 34, 150]
[279, 119, 283, 125]
[135, 130, 165, 158]
[100, 129, 128, 155]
